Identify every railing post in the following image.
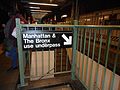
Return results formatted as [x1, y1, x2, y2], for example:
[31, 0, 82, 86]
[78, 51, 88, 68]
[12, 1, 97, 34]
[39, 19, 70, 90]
[102, 29, 112, 90]
[16, 18, 26, 87]
[71, 20, 78, 80]
[110, 35, 120, 90]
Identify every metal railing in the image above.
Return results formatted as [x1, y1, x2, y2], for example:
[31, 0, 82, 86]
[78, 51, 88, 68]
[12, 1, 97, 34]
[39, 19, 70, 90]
[73, 25, 120, 90]
[16, 18, 120, 90]
[16, 19, 72, 87]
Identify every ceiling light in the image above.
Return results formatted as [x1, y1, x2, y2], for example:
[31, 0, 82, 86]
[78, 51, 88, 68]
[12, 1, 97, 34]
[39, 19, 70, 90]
[29, 7, 40, 9]
[61, 15, 67, 18]
[28, 2, 58, 6]
[31, 12, 48, 14]
[30, 10, 52, 13]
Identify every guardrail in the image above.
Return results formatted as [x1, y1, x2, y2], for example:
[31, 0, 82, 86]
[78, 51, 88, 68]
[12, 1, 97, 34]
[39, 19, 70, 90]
[16, 18, 120, 90]
[73, 25, 120, 90]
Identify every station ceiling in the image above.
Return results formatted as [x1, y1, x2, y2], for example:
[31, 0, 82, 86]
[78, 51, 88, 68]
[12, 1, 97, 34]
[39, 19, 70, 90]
[0, 0, 120, 23]
[1, 0, 120, 14]
[19, 0, 72, 18]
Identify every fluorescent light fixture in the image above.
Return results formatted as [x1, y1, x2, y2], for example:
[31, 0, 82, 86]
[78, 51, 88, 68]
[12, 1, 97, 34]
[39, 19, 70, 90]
[29, 6, 40, 9]
[104, 16, 109, 19]
[61, 15, 67, 18]
[31, 12, 48, 14]
[84, 19, 90, 21]
[99, 17, 103, 20]
[30, 10, 52, 13]
[28, 2, 58, 6]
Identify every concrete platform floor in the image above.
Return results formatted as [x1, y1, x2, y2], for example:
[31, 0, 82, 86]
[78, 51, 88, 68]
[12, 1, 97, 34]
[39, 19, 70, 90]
[0, 52, 19, 90]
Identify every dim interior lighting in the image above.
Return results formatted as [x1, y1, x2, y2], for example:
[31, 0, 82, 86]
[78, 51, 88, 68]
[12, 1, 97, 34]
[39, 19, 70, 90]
[31, 12, 48, 14]
[61, 15, 67, 18]
[84, 19, 91, 21]
[29, 7, 40, 9]
[28, 2, 58, 6]
[30, 10, 52, 13]
[86, 19, 91, 21]
[50, 0, 53, 3]
[99, 17, 103, 20]
[104, 15, 109, 19]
